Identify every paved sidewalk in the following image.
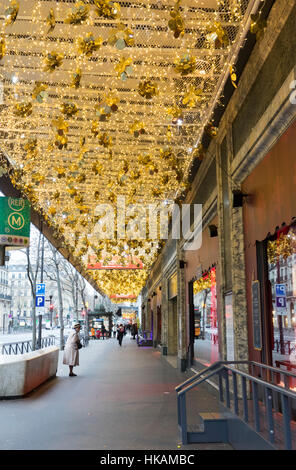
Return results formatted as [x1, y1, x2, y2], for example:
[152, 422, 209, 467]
[0, 335, 233, 450]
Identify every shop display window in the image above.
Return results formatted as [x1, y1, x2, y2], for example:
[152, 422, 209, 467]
[193, 267, 218, 364]
[267, 225, 296, 390]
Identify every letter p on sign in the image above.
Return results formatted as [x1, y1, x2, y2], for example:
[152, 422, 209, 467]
[36, 295, 45, 307]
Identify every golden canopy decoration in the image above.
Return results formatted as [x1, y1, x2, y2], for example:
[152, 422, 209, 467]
[0, 0, 259, 300]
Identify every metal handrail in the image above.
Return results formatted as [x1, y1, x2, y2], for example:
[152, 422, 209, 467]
[176, 360, 296, 394]
[175, 360, 250, 393]
[176, 361, 296, 449]
[225, 365, 296, 400]
[1, 336, 56, 355]
[175, 361, 221, 393]
[250, 360, 296, 378]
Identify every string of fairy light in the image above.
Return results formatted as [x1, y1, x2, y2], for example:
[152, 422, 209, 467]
[0, 0, 265, 300]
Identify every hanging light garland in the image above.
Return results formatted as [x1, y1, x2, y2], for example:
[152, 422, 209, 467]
[0, 0, 256, 299]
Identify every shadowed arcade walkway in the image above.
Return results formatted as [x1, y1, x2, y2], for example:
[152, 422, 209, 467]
[0, 335, 232, 450]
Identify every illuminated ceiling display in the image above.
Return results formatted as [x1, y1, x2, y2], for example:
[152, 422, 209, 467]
[0, 0, 259, 299]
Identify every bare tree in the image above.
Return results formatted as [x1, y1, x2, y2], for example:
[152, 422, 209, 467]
[61, 263, 92, 342]
[43, 241, 66, 350]
[62, 264, 81, 322]
[26, 229, 42, 350]
[77, 274, 89, 343]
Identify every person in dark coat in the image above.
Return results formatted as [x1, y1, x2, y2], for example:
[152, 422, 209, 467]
[117, 324, 125, 346]
[131, 322, 138, 339]
[101, 323, 106, 340]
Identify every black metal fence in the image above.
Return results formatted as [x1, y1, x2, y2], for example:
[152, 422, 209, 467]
[1, 336, 56, 355]
[1, 333, 89, 355]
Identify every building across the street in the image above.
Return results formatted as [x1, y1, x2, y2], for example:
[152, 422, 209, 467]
[8, 264, 75, 329]
[0, 263, 11, 333]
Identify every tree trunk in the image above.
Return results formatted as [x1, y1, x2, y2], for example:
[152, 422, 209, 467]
[55, 253, 65, 350]
[32, 298, 37, 350]
[48, 245, 65, 350]
[26, 233, 42, 351]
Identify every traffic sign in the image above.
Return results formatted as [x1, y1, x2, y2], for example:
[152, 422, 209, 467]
[36, 283, 45, 295]
[276, 296, 286, 308]
[275, 283, 287, 315]
[36, 307, 45, 316]
[276, 284, 286, 297]
[36, 295, 45, 307]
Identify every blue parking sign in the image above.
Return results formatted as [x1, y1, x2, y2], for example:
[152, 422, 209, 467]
[275, 284, 287, 315]
[276, 296, 286, 308]
[275, 284, 286, 297]
[36, 283, 45, 295]
[36, 295, 45, 307]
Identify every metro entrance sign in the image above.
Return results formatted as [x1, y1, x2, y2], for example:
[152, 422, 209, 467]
[0, 197, 30, 247]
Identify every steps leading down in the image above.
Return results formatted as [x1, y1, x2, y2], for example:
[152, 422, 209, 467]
[186, 412, 229, 444]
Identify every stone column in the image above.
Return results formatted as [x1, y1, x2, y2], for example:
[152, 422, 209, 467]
[161, 276, 168, 356]
[216, 130, 249, 363]
[231, 204, 248, 362]
[216, 141, 228, 361]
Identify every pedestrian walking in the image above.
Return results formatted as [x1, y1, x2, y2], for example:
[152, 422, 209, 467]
[117, 324, 125, 347]
[101, 323, 106, 340]
[90, 327, 95, 339]
[112, 324, 117, 338]
[131, 322, 138, 340]
[62, 323, 82, 377]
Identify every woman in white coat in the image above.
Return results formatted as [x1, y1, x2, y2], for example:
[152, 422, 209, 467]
[63, 323, 81, 376]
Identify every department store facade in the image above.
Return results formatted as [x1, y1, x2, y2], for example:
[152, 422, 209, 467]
[141, 0, 296, 382]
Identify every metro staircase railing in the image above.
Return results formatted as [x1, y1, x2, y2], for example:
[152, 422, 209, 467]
[1, 336, 56, 355]
[176, 361, 296, 449]
[1, 334, 90, 354]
